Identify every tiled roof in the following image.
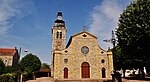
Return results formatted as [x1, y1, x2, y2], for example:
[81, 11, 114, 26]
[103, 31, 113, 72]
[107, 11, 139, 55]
[39, 68, 51, 72]
[0, 48, 16, 56]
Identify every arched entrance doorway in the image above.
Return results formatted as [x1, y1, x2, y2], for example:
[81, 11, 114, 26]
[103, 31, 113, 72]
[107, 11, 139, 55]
[102, 68, 106, 78]
[81, 62, 90, 78]
[64, 67, 68, 78]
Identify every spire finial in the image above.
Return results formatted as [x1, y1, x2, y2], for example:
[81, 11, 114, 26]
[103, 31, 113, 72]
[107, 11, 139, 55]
[83, 26, 86, 32]
[57, 11, 62, 20]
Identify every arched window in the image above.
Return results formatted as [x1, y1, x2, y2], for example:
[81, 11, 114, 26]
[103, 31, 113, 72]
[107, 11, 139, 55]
[4, 60, 8, 66]
[56, 32, 59, 38]
[56, 31, 62, 39]
[60, 32, 62, 39]
[102, 68, 106, 78]
[64, 67, 68, 78]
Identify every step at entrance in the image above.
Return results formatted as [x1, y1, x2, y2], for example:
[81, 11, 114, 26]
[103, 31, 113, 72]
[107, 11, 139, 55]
[55, 79, 112, 82]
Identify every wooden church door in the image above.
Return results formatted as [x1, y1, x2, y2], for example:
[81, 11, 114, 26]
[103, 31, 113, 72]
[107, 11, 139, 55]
[64, 67, 68, 78]
[81, 62, 90, 78]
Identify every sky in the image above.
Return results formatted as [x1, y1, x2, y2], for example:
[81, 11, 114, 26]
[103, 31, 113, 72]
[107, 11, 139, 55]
[0, 0, 133, 65]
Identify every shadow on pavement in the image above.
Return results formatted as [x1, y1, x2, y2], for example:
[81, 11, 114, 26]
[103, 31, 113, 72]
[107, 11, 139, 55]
[124, 77, 150, 81]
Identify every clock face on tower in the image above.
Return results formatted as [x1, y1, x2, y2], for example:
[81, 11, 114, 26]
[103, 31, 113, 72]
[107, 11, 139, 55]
[56, 41, 62, 46]
[81, 46, 89, 54]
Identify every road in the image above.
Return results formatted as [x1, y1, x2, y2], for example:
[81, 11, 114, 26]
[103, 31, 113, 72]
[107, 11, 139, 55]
[26, 77, 53, 82]
[27, 77, 150, 82]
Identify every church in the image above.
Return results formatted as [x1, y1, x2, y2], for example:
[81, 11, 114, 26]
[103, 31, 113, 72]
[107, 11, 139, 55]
[51, 12, 113, 79]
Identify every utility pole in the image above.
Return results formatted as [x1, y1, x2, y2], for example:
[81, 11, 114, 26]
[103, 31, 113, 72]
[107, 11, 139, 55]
[103, 31, 121, 82]
[103, 31, 117, 70]
[20, 49, 28, 82]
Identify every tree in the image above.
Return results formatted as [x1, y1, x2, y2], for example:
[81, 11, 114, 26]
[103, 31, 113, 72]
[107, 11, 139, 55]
[113, 45, 130, 77]
[113, 45, 122, 70]
[4, 66, 14, 74]
[116, 0, 150, 78]
[41, 63, 50, 69]
[0, 73, 16, 82]
[20, 53, 41, 73]
[0, 59, 5, 75]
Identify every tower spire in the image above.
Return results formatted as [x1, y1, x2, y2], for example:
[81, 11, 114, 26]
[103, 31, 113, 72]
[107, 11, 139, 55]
[83, 26, 86, 32]
[52, 11, 67, 51]
[54, 11, 65, 27]
[57, 11, 62, 20]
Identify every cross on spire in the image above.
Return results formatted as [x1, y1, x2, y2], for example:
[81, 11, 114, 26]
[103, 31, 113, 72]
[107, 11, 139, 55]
[83, 26, 86, 32]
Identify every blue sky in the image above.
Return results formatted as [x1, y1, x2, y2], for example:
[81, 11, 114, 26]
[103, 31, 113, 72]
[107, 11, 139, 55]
[0, 0, 133, 65]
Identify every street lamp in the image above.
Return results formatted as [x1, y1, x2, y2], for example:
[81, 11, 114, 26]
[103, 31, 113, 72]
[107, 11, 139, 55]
[24, 49, 28, 53]
[20, 49, 28, 82]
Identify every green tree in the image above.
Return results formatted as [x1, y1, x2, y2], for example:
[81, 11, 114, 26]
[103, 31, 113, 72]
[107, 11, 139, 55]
[4, 66, 14, 73]
[3, 64, 21, 82]
[41, 63, 50, 69]
[113, 45, 129, 77]
[113, 45, 122, 70]
[4, 64, 20, 73]
[116, 0, 150, 78]
[20, 53, 41, 73]
[0, 73, 15, 82]
[0, 59, 5, 75]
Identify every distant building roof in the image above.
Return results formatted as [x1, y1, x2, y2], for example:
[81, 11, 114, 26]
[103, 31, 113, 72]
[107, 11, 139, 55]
[0, 48, 16, 56]
[38, 68, 51, 72]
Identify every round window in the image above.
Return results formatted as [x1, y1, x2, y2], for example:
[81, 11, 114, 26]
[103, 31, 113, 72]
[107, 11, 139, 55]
[81, 46, 89, 54]
[64, 59, 68, 63]
[101, 59, 105, 63]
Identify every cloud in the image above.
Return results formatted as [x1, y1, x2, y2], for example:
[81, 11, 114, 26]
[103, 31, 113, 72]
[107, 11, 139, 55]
[88, 0, 132, 50]
[0, 0, 34, 36]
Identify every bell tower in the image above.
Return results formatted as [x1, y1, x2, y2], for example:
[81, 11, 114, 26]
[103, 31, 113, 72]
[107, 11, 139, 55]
[52, 11, 67, 51]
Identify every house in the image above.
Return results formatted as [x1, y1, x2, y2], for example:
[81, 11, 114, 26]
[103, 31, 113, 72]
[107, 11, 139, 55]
[0, 47, 20, 66]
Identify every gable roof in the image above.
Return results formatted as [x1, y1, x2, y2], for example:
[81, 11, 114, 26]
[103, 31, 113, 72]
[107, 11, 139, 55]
[0, 48, 16, 56]
[72, 31, 97, 39]
[66, 31, 97, 48]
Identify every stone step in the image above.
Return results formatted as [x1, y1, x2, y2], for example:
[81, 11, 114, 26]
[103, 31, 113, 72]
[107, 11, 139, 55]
[55, 79, 112, 82]
[55, 80, 98, 82]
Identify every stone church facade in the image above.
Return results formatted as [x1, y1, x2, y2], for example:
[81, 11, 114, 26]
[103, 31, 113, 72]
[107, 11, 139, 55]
[51, 12, 113, 79]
